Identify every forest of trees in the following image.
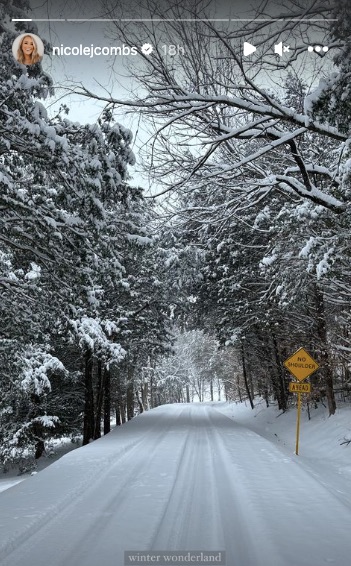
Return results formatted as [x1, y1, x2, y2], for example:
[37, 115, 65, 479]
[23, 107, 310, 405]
[1, 0, 351, 471]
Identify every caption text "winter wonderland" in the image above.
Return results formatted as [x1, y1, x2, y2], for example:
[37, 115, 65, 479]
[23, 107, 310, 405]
[124, 551, 226, 565]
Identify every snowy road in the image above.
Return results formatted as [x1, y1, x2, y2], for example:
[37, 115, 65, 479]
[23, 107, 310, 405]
[0, 403, 350, 566]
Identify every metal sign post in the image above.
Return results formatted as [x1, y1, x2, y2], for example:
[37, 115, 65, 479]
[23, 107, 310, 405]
[295, 392, 301, 455]
[284, 348, 319, 455]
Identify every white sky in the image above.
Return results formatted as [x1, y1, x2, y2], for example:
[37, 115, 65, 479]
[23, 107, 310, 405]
[25, 0, 333, 191]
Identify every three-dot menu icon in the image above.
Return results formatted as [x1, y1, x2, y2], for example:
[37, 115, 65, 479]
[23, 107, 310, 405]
[308, 45, 329, 53]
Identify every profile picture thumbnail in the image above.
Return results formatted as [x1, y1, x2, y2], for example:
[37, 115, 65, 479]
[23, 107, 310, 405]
[12, 33, 44, 66]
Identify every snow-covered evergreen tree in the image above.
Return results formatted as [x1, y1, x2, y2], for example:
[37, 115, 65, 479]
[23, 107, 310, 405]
[0, 1, 172, 464]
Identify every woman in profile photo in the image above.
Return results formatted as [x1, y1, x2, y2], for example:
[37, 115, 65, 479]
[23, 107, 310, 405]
[13, 33, 44, 66]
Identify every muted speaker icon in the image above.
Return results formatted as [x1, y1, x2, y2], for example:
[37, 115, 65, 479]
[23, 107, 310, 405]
[274, 42, 290, 56]
[275, 42, 283, 56]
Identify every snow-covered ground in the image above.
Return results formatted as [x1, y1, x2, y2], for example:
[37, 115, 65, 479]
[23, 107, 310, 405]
[0, 401, 351, 566]
[219, 399, 351, 507]
[0, 436, 81, 494]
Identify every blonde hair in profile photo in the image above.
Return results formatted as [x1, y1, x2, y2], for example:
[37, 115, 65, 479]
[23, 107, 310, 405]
[14, 33, 44, 66]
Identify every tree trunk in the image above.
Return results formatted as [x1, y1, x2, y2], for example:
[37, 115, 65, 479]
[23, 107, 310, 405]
[264, 388, 269, 408]
[115, 368, 124, 425]
[242, 343, 254, 409]
[141, 383, 149, 411]
[249, 370, 254, 402]
[314, 285, 336, 415]
[217, 376, 221, 401]
[83, 349, 94, 445]
[120, 401, 126, 423]
[126, 364, 134, 420]
[104, 368, 111, 434]
[271, 332, 287, 411]
[93, 358, 103, 439]
[150, 371, 154, 408]
[136, 389, 144, 413]
[224, 381, 228, 401]
[115, 404, 121, 426]
[35, 439, 45, 459]
[237, 374, 242, 402]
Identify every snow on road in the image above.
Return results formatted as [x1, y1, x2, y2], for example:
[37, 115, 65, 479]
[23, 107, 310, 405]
[0, 479, 24, 494]
[0, 403, 350, 566]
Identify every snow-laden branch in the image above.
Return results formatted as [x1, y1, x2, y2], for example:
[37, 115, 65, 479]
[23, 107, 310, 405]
[273, 175, 345, 213]
[73, 86, 347, 143]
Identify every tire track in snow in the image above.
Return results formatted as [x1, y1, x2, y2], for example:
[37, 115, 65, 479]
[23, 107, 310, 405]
[149, 404, 225, 551]
[207, 405, 351, 566]
[64, 405, 193, 566]
[206, 406, 286, 566]
[0, 406, 188, 566]
[3, 404, 351, 566]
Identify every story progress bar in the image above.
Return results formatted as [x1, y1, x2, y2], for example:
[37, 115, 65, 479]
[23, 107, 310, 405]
[12, 18, 338, 23]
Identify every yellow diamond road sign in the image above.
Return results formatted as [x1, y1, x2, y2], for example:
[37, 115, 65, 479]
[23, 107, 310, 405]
[283, 347, 319, 381]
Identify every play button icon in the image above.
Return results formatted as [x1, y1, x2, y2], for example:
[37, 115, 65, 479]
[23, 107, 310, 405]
[243, 42, 257, 56]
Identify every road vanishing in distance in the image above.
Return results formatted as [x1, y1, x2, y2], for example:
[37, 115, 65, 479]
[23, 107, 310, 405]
[0, 403, 350, 566]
